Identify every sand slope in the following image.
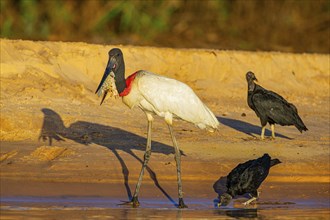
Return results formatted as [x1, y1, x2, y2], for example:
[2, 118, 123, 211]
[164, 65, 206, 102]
[1, 39, 328, 140]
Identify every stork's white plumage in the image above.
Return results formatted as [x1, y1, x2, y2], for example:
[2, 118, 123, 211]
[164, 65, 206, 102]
[95, 48, 219, 208]
[123, 70, 219, 130]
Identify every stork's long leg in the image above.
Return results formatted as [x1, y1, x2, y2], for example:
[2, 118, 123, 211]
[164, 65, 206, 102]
[130, 119, 152, 207]
[167, 124, 188, 208]
[270, 124, 276, 139]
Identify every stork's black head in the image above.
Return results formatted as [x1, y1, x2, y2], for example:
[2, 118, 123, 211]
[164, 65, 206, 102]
[246, 71, 258, 82]
[95, 48, 126, 95]
[107, 48, 124, 74]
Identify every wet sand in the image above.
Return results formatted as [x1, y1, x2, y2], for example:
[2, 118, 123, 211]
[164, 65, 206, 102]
[1, 201, 329, 219]
[1, 39, 329, 219]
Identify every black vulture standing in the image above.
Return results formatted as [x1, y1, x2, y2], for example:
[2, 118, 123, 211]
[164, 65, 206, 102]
[218, 153, 281, 207]
[246, 71, 308, 139]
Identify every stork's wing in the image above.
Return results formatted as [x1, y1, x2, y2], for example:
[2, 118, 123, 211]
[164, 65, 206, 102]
[136, 71, 219, 129]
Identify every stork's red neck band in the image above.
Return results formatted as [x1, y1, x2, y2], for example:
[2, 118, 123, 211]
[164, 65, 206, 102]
[119, 72, 138, 97]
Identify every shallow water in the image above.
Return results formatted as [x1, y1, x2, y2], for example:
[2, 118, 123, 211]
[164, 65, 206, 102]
[1, 196, 329, 219]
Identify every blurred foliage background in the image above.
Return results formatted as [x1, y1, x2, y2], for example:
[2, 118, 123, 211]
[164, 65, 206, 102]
[1, 0, 329, 53]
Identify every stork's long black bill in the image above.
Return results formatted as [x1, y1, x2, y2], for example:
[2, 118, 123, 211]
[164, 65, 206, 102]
[95, 57, 116, 94]
[100, 90, 108, 106]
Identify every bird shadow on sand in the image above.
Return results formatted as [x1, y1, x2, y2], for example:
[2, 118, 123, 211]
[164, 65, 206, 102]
[38, 108, 178, 206]
[218, 117, 292, 140]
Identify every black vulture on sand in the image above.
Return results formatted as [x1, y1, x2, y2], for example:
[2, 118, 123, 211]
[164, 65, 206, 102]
[246, 71, 308, 139]
[218, 153, 281, 207]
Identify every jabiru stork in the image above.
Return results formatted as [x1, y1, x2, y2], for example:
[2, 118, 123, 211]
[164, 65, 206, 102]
[95, 48, 219, 208]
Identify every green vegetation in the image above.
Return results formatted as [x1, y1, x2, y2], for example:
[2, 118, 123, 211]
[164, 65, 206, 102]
[0, 0, 329, 53]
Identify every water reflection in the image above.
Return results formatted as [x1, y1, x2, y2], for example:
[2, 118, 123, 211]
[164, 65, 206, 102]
[220, 208, 258, 219]
[1, 196, 329, 220]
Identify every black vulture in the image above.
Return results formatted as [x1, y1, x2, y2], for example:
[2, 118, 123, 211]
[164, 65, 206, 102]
[246, 71, 308, 139]
[218, 153, 281, 207]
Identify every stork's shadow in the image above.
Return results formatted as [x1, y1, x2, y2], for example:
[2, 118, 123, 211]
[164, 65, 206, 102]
[38, 108, 177, 206]
[218, 117, 291, 139]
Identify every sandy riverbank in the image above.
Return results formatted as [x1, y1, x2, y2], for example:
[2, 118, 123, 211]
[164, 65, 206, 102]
[1, 39, 329, 218]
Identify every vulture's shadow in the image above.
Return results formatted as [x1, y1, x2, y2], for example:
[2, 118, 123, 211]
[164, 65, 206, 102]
[38, 108, 177, 206]
[218, 117, 291, 139]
